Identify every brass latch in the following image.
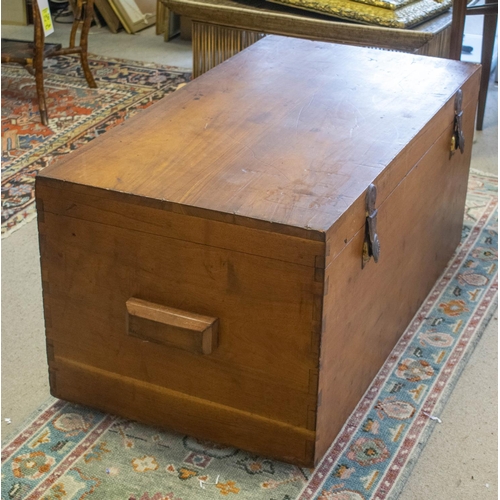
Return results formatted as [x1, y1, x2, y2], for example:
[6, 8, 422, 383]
[362, 183, 380, 268]
[450, 89, 465, 155]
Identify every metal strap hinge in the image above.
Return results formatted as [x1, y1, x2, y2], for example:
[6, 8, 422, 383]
[362, 183, 380, 268]
[450, 89, 465, 155]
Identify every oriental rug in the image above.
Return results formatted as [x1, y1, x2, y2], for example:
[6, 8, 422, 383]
[1, 55, 190, 237]
[1, 172, 497, 500]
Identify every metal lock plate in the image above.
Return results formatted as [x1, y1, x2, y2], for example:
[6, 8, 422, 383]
[362, 183, 380, 268]
[450, 89, 465, 155]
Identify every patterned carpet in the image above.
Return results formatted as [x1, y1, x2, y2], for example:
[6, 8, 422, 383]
[1, 172, 497, 500]
[1, 54, 190, 237]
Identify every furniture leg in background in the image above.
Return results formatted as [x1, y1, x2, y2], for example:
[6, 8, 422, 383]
[61, 0, 97, 88]
[2, 0, 62, 125]
[156, 0, 167, 35]
[156, 2, 181, 41]
[450, 0, 498, 130]
[476, 0, 497, 130]
[1, 0, 97, 125]
[33, 1, 50, 124]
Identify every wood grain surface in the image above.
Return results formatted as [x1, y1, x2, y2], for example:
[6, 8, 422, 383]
[39, 37, 479, 238]
[37, 188, 323, 430]
[50, 357, 317, 465]
[36, 36, 481, 466]
[126, 298, 219, 354]
[315, 90, 479, 460]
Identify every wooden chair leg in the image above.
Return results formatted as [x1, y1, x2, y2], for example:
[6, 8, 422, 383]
[33, 62, 49, 126]
[80, 0, 97, 88]
[476, 5, 497, 130]
[80, 54, 96, 88]
[32, 0, 49, 125]
[61, 0, 96, 87]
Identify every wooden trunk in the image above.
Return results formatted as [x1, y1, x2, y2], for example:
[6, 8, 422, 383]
[36, 36, 480, 467]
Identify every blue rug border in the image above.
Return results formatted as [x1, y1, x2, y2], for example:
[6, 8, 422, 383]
[387, 296, 497, 499]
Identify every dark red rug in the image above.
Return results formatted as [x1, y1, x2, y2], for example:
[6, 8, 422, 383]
[2, 54, 190, 236]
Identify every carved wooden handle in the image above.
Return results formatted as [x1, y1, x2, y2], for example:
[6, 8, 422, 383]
[126, 298, 219, 355]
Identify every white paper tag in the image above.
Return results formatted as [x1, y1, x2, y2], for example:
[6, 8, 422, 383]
[37, 0, 55, 36]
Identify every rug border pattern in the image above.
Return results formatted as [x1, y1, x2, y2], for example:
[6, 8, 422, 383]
[1, 173, 497, 500]
[299, 176, 498, 499]
[24, 414, 117, 500]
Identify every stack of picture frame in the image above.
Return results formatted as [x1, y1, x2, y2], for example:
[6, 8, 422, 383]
[93, 0, 156, 32]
